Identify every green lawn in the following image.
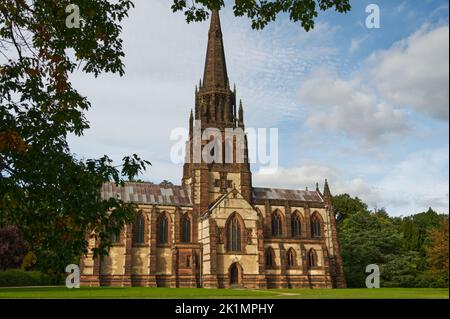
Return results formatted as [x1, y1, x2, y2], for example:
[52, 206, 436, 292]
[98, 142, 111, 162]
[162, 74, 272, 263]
[0, 287, 448, 299]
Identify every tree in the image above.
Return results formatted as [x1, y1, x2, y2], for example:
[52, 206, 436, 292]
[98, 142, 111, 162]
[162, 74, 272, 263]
[171, 0, 352, 31]
[380, 251, 421, 288]
[339, 211, 416, 287]
[400, 208, 442, 252]
[421, 218, 449, 287]
[332, 193, 369, 224]
[338, 198, 448, 288]
[399, 208, 443, 271]
[0, 1, 150, 276]
[426, 218, 449, 271]
[0, 225, 28, 270]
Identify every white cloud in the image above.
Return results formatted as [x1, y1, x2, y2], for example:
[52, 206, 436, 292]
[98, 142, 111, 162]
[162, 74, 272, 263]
[253, 149, 450, 216]
[224, 18, 342, 127]
[369, 25, 449, 120]
[69, 0, 342, 182]
[376, 147, 449, 215]
[299, 24, 449, 147]
[253, 162, 381, 209]
[253, 163, 340, 190]
[299, 67, 410, 146]
[395, 1, 407, 13]
[68, 0, 203, 182]
[349, 37, 366, 54]
[342, 178, 381, 208]
[65, 2, 449, 216]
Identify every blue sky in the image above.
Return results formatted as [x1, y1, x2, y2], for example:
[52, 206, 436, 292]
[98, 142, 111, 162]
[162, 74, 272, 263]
[69, 0, 449, 216]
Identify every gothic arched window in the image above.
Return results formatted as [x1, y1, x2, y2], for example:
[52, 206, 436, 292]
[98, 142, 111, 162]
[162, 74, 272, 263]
[181, 214, 191, 243]
[133, 214, 145, 245]
[308, 249, 318, 268]
[265, 247, 276, 268]
[287, 248, 296, 268]
[226, 213, 243, 252]
[158, 214, 169, 244]
[291, 213, 302, 238]
[271, 211, 283, 237]
[311, 213, 322, 238]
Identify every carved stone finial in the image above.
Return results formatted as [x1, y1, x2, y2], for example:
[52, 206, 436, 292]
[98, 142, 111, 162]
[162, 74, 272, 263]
[159, 180, 174, 188]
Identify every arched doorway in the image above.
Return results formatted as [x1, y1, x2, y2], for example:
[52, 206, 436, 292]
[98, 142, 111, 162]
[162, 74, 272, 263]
[229, 262, 242, 287]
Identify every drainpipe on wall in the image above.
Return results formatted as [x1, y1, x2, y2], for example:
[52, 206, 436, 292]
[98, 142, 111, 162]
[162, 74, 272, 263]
[199, 218, 203, 288]
[200, 242, 203, 288]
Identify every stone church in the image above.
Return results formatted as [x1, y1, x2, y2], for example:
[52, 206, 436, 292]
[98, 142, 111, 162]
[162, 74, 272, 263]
[80, 11, 346, 289]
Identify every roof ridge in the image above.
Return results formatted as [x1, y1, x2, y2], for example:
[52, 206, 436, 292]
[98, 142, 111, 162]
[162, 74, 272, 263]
[253, 187, 324, 203]
[253, 186, 319, 192]
[104, 181, 184, 188]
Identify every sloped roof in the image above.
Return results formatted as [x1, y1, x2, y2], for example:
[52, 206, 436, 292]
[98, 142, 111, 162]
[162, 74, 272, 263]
[252, 187, 323, 203]
[101, 182, 192, 206]
[101, 183, 323, 206]
[206, 192, 229, 213]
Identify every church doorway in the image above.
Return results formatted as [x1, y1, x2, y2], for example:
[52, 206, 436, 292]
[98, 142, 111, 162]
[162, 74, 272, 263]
[229, 262, 243, 287]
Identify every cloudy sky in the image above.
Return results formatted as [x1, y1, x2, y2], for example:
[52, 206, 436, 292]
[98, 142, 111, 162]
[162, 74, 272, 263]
[68, 0, 449, 216]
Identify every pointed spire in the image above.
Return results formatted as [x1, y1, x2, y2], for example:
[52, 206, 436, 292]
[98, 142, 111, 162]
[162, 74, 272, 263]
[189, 109, 194, 130]
[238, 99, 244, 124]
[202, 10, 228, 90]
[316, 182, 320, 192]
[323, 179, 332, 201]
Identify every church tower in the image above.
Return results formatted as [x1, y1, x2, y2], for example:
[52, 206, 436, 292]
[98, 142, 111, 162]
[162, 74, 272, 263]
[182, 11, 252, 215]
[81, 9, 346, 290]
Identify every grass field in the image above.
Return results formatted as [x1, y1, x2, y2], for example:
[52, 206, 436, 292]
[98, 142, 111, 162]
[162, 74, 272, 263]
[0, 287, 448, 299]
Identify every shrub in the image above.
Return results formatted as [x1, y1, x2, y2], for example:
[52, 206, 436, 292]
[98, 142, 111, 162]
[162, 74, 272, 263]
[417, 270, 449, 288]
[0, 225, 28, 270]
[0, 269, 58, 287]
[20, 251, 38, 270]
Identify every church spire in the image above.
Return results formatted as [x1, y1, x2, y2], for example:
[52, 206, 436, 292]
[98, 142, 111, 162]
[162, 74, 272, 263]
[202, 10, 228, 90]
[189, 109, 194, 134]
[238, 99, 244, 127]
[323, 179, 332, 203]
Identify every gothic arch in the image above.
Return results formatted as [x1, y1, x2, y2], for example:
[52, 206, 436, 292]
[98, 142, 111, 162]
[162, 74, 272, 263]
[271, 209, 284, 237]
[310, 211, 324, 238]
[255, 207, 264, 232]
[225, 212, 245, 252]
[132, 211, 147, 245]
[180, 212, 192, 243]
[228, 262, 244, 286]
[255, 207, 263, 221]
[287, 248, 297, 268]
[308, 248, 319, 268]
[157, 211, 171, 245]
[291, 210, 303, 238]
[265, 247, 276, 269]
